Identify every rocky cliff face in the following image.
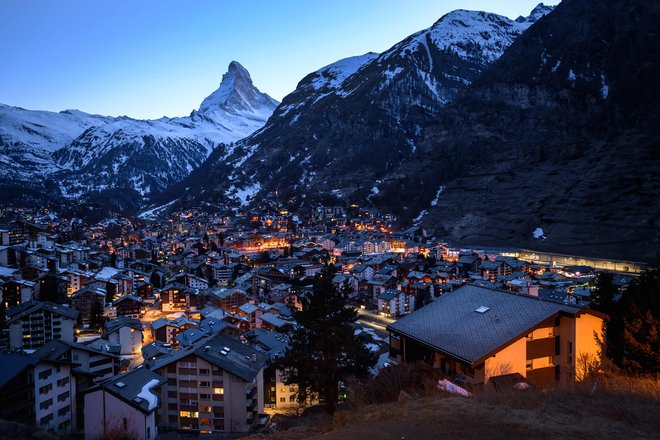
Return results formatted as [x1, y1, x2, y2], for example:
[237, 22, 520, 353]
[406, 0, 660, 260]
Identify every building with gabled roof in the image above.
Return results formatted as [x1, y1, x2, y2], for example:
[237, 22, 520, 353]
[148, 333, 267, 434]
[7, 300, 79, 349]
[83, 367, 165, 440]
[104, 316, 143, 355]
[387, 284, 606, 387]
[0, 352, 77, 434]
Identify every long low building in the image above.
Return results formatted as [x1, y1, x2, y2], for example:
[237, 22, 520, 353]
[387, 285, 606, 387]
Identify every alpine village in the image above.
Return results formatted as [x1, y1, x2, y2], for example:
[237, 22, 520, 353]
[0, 1, 658, 439]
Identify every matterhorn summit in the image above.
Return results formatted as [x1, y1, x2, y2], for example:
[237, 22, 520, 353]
[199, 61, 279, 121]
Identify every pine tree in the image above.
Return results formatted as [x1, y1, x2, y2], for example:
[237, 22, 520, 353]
[0, 300, 7, 336]
[89, 301, 106, 332]
[592, 267, 660, 373]
[279, 266, 377, 413]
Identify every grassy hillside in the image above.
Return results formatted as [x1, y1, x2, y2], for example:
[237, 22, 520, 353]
[249, 365, 660, 440]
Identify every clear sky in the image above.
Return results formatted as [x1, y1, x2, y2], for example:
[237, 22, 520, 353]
[0, 1, 560, 119]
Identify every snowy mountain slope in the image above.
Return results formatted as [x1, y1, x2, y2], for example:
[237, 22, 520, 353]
[165, 4, 553, 209]
[275, 52, 379, 120]
[0, 104, 114, 178]
[53, 61, 278, 198]
[0, 61, 277, 206]
[402, 0, 660, 261]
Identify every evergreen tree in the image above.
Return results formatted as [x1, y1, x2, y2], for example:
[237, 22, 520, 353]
[150, 271, 162, 289]
[89, 301, 106, 332]
[591, 272, 617, 314]
[0, 300, 7, 335]
[415, 286, 431, 311]
[592, 267, 660, 373]
[279, 266, 377, 413]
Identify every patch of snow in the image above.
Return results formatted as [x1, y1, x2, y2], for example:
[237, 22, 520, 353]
[139, 199, 177, 219]
[413, 209, 428, 225]
[533, 227, 546, 239]
[137, 378, 161, 411]
[234, 182, 261, 205]
[96, 266, 121, 280]
[567, 69, 576, 81]
[365, 343, 381, 353]
[551, 60, 561, 72]
[430, 186, 445, 206]
[600, 73, 609, 99]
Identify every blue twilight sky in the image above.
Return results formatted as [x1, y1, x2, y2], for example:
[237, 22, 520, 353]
[0, 0, 560, 120]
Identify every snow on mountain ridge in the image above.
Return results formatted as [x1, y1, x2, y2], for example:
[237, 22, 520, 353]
[383, 5, 553, 67]
[198, 61, 279, 122]
[309, 53, 380, 91]
[1, 62, 278, 199]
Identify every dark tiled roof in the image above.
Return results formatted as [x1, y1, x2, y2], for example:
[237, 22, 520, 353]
[92, 367, 165, 414]
[105, 315, 143, 333]
[0, 353, 38, 387]
[379, 289, 403, 301]
[387, 284, 584, 365]
[7, 300, 79, 322]
[149, 333, 267, 382]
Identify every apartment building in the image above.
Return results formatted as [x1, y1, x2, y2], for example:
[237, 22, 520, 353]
[0, 353, 76, 434]
[149, 333, 267, 434]
[7, 300, 79, 349]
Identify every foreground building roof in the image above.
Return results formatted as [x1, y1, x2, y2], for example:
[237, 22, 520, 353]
[387, 284, 604, 365]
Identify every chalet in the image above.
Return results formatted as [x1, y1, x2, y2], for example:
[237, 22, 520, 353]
[104, 316, 144, 356]
[61, 269, 94, 297]
[367, 275, 399, 301]
[152, 317, 199, 346]
[480, 260, 506, 281]
[69, 287, 106, 325]
[458, 255, 481, 274]
[259, 313, 295, 333]
[34, 339, 118, 380]
[1, 278, 36, 308]
[387, 285, 607, 387]
[141, 341, 173, 362]
[171, 272, 209, 290]
[0, 353, 77, 434]
[135, 282, 156, 303]
[161, 284, 200, 313]
[210, 288, 250, 313]
[378, 289, 413, 317]
[113, 294, 144, 319]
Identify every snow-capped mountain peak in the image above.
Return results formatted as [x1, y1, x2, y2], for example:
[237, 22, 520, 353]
[516, 3, 555, 24]
[198, 61, 278, 119]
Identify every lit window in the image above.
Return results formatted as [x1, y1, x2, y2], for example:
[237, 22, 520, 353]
[179, 411, 199, 418]
[213, 388, 224, 394]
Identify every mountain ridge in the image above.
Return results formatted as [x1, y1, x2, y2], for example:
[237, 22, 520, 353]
[0, 62, 278, 205]
[161, 5, 552, 209]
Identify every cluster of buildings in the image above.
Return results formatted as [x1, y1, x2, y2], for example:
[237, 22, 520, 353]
[0, 204, 640, 438]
